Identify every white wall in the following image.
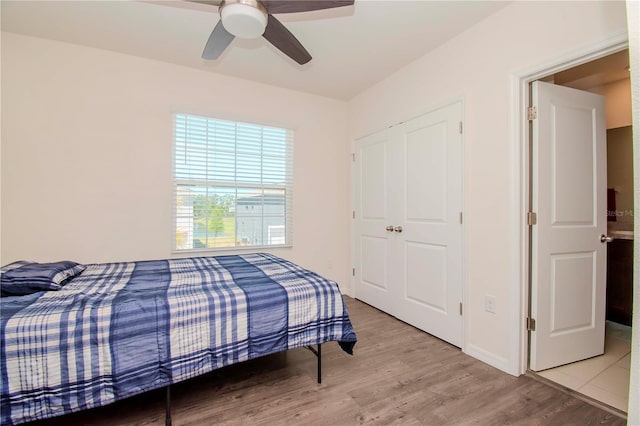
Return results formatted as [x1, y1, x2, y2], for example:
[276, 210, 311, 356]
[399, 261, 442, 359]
[348, 1, 628, 373]
[603, 78, 633, 128]
[0, 33, 351, 290]
[590, 77, 633, 129]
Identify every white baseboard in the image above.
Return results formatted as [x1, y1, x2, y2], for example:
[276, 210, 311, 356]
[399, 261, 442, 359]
[465, 343, 518, 376]
[342, 286, 354, 298]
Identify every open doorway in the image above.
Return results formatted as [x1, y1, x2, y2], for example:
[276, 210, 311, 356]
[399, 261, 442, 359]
[528, 49, 633, 414]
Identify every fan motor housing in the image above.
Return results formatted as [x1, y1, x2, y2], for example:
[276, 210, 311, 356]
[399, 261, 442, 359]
[219, 0, 268, 39]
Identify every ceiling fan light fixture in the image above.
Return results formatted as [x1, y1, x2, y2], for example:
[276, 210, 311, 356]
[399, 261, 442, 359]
[220, 0, 268, 39]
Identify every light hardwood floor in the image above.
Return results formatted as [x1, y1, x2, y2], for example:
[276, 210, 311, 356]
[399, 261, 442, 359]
[27, 297, 625, 426]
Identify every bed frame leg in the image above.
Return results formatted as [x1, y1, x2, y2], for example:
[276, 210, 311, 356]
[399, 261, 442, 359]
[165, 386, 172, 426]
[317, 344, 322, 384]
[304, 344, 322, 383]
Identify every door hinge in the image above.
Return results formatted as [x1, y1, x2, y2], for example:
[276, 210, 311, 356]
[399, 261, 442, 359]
[527, 211, 537, 226]
[352, 268, 355, 277]
[351, 153, 356, 162]
[352, 210, 356, 219]
[527, 106, 537, 121]
[459, 121, 463, 134]
[459, 302, 463, 316]
[526, 317, 536, 331]
[459, 212, 463, 224]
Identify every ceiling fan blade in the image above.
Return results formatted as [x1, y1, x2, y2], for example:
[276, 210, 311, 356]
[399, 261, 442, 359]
[184, 0, 223, 6]
[261, 0, 354, 14]
[262, 14, 312, 65]
[202, 20, 235, 60]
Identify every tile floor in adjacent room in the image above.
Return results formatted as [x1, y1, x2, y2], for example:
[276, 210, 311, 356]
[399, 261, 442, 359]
[537, 321, 632, 412]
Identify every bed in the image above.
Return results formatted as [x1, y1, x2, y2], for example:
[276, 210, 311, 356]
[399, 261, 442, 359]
[0, 253, 357, 425]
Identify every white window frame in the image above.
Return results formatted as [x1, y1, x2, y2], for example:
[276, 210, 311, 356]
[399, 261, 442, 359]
[172, 113, 293, 253]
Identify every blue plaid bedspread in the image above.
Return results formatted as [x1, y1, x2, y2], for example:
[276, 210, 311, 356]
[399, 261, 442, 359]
[0, 253, 357, 425]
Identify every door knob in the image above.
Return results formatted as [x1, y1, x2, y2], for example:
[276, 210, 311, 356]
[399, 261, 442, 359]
[385, 225, 394, 232]
[394, 226, 403, 233]
[600, 234, 614, 243]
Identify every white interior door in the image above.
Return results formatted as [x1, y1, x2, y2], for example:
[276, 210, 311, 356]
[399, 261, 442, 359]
[530, 81, 607, 371]
[354, 102, 463, 347]
[352, 128, 395, 314]
[393, 103, 463, 347]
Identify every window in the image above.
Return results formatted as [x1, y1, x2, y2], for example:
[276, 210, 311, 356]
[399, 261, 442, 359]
[173, 114, 293, 251]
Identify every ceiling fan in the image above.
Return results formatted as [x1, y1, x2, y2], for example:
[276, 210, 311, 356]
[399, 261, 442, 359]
[190, 0, 354, 65]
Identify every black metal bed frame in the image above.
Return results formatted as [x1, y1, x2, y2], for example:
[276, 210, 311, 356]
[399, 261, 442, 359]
[163, 344, 322, 426]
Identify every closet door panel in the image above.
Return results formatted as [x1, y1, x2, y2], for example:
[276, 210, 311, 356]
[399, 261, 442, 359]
[354, 131, 394, 313]
[405, 122, 448, 223]
[405, 242, 448, 313]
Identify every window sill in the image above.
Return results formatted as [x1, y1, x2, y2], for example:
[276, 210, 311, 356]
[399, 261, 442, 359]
[171, 245, 293, 257]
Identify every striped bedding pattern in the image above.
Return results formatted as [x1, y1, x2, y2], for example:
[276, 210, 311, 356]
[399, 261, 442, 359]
[0, 253, 356, 425]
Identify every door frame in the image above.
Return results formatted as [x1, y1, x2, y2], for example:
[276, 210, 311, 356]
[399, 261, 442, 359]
[510, 31, 629, 375]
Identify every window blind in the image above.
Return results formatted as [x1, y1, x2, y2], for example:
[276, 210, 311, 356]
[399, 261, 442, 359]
[173, 114, 293, 251]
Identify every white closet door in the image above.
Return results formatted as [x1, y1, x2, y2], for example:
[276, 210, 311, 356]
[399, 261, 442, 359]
[353, 101, 463, 347]
[394, 102, 463, 347]
[353, 128, 396, 314]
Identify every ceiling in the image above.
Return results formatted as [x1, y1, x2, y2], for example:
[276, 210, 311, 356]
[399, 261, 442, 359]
[0, 0, 510, 100]
[553, 49, 631, 90]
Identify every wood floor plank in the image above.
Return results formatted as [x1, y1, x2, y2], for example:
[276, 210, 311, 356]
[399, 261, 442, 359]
[24, 297, 625, 426]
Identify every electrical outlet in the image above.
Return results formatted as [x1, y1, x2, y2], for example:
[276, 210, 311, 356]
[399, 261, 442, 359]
[485, 295, 496, 314]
